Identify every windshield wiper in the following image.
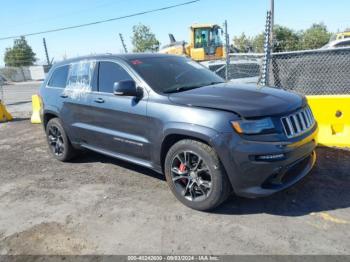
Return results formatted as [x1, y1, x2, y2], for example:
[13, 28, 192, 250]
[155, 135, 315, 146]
[164, 85, 203, 94]
[163, 81, 224, 94]
[206, 81, 224, 86]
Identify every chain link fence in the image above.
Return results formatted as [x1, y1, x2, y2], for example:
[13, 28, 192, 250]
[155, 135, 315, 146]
[206, 47, 350, 96]
[203, 53, 263, 84]
[269, 47, 350, 95]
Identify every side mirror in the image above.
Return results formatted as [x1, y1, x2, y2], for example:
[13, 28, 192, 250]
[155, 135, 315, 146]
[113, 80, 137, 96]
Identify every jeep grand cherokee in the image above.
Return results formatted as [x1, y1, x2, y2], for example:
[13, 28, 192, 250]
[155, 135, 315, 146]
[40, 54, 318, 211]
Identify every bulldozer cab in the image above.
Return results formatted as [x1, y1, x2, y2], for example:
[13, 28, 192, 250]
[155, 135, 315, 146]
[190, 24, 224, 61]
[193, 26, 222, 48]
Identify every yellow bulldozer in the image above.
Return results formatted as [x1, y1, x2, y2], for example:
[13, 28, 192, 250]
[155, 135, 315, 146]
[159, 23, 224, 61]
[332, 31, 350, 41]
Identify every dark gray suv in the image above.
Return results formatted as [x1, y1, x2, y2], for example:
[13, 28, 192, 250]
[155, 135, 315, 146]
[40, 53, 318, 211]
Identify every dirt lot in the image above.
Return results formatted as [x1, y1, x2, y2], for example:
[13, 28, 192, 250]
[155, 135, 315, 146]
[0, 83, 349, 255]
[0, 118, 349, 255]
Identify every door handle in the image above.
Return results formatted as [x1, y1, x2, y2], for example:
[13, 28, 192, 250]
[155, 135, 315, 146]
[60, 94, 68, 98]
[94, 98, 105, 103]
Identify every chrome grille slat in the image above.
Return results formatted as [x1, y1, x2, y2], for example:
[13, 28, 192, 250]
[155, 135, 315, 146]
[285, 117, 294, 136]
[308, 107, 315, 122]
[293, 115, 301, 133]
[297, 113, 306, 130]
[307, 109, 313, 125]
[302, 111, 310, 127]
[281, 106, 315, 138]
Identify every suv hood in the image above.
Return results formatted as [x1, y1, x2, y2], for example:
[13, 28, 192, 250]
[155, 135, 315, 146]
[168, 83, 305, 118]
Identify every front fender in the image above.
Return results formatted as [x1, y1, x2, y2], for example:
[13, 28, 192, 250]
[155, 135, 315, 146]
[162, 122, 219, 144]
[151, 122, 220, 169]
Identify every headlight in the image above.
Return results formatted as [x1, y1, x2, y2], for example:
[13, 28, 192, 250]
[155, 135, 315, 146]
[231, 118, 274, 134]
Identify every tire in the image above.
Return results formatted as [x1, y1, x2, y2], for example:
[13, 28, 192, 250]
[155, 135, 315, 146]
[164, 139, 231, 211]
[45, 118, 76, 162]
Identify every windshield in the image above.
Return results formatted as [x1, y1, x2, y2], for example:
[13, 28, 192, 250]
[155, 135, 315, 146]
[194, 27, 223, 48]
[211, 27, 223, 46]
[194, 28, 210, 48]
[127, 56, 224, 94]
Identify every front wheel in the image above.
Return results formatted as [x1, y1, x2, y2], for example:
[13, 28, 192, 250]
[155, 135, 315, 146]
[164, 139, 231, 211]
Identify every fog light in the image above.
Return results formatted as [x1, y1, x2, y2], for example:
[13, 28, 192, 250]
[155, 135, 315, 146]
[256, 153, 285, 161]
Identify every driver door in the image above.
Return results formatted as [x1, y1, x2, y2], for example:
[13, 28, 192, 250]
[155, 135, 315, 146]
[86, 60, 151, 162]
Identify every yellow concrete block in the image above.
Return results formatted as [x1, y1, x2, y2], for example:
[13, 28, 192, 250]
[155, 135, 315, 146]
[30, 94, 42, 124]
[307, 95, 350, 148]
[0, 101, 13, 122]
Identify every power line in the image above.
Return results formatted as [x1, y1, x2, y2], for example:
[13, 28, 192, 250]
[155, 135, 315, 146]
[7, 0, 120, 29]
[0, 0, 200, 41]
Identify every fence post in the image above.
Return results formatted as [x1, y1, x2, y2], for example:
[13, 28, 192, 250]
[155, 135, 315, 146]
[0, 80, 3, 101]
[260, 11, 272, 86]
[270, 0, 274, 49]
[224, 20, 230, 81]
[0, 81, 13, 122]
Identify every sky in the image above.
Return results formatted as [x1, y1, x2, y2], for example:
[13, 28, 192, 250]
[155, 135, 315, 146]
[1, 0, 349, 66]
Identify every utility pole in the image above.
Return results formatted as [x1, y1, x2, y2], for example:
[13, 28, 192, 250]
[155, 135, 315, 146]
[119, 33, 128, 53]
[270, 0, 274, 50]
[224, 20, 230, 81]
[43, 38, 51, 66]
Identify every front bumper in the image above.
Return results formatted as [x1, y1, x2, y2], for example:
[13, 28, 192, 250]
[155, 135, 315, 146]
[212, 126, 318, 198]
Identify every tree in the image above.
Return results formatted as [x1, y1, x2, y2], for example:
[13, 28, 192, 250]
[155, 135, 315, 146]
[273, 25, 301, 52]
[250, 25, 300, 53]
[4, 36, 36, 67]
[131, 24, 160, 52]
[300, 23, 331, 50]
[251, 33, 265, 53]
[233, 33, 253, 53]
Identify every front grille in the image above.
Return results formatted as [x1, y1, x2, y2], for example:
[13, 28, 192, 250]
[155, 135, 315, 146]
[281, 106, 315, 138]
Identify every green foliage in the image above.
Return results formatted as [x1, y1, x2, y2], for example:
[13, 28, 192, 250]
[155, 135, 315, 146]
[233, 23, 332, 53]
[300, 23, 331, 50]
[273, 25, 301, 52]
[233, 33, 252, 53]
[132, 24, 160, 52]
[251, 33, 265, 53]
[4, 36, 36, 67]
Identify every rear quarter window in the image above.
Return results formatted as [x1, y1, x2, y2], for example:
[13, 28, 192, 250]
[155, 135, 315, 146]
[48, 65, 69, 88]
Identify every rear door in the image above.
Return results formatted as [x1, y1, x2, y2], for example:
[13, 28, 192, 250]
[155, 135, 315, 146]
[59, 60, 98, 145]
[86, 60, 151, 162]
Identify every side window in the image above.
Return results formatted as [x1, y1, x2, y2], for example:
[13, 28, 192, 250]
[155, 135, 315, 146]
[98, 61, 133, 93]
[67, 60, 96, 90]
[335, 40, 350, 47]
[48, 65, 69, 88]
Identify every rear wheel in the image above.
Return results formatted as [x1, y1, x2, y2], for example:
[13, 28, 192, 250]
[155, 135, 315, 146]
[46, 118, 76, 162]
[164, 139, 231, 211]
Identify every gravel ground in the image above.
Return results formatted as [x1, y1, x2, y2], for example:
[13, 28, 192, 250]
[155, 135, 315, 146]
[0, 82, 349, 255]
[0, 119, 349, 255]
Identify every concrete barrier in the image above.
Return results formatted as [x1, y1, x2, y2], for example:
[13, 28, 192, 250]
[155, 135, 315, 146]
[0, 100, 13, 122]
[30, 95, 42, 124]
[307, 95, 350, 148]
[0, 66, 45, 82]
